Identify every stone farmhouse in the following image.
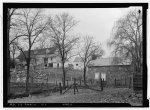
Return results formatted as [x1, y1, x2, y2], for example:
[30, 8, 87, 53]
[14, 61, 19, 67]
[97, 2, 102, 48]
[16, 47, 70, 68]
[87, 57, 134, 86]
[72, 55, 100, 70]
[73, 57, 84, 70]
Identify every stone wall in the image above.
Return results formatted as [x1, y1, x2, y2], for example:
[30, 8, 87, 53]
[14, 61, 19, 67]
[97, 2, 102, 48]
[87, 65, 134, 87]
[73, 62, 84, 70]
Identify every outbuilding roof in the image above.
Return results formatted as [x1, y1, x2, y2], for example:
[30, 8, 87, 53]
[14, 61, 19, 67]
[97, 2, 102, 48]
[88, 57, 131, 67]
[73, 57, 83, 62]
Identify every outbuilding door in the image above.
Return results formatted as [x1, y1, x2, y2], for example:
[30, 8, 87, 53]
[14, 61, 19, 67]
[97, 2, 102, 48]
[44, 57, 48, 64]
[95, 72, 100, 80]
[101, 73, 106, 81]
[95, 72, 106, 81]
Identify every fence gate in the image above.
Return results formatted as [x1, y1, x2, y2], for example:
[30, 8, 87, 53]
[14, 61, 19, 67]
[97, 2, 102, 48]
[59, 78, 105, 95]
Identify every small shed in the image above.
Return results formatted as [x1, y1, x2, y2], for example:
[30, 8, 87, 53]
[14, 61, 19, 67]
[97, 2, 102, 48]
[87, 57, 133, 87]
[133, 72, 143, 93]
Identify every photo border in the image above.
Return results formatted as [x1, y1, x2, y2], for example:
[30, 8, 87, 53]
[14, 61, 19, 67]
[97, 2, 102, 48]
[3, 3, 149, 107]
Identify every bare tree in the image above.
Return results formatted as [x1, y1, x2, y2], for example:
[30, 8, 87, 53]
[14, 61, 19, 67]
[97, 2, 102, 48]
[7, 8, 20, 96]
[36, 34, 51, 49]
[47, 13, 79, 87]
[10, 42, 18, 68]
[13, 9, 47, 94]
[78, 36, 104, 85]
[9, 9, 27, 45]
[108, 9, 142, 73]
[38, 38, 47, 49]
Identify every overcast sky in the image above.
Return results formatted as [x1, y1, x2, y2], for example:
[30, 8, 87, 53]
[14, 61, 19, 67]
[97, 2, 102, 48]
[44, 7, 134, 57]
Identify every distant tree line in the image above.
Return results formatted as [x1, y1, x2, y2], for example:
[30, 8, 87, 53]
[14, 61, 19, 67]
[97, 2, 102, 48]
[108, 9, 143, 73]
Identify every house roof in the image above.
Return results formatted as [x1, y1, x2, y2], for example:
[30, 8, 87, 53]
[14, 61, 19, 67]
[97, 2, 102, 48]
[74, 57, 83, 62]
[88, 57, 131, 67]
[17, 47, 57, 61]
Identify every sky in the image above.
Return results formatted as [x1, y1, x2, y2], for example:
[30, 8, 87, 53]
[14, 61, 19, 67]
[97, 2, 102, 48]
[44, 7, 133, 57]
[12, 7, 141, 59]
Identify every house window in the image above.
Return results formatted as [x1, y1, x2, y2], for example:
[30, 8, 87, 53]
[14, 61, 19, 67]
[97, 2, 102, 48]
[44, 57, 48, 63]
[76, 64, 78, 66]
[49, 63, 53, 67]
[95, 72, 99, 80]
[101, 73, 106, 81]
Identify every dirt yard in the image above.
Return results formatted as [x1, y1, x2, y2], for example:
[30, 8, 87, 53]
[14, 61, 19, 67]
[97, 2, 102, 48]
[8, 88, 142, 106]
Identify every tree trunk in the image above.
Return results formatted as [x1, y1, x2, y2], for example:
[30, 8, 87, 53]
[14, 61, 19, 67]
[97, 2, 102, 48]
[26, 59, 30, 94]
[12, 50, 15, 68]
[8, 52, 11, 97]
[83, 67, 87, 85]
[7, 9, 10, 97]
[62, 62, 66, 88]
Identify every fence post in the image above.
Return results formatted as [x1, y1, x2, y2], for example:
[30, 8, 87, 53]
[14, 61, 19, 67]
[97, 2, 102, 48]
[101, 78, 103, 91]
[66, 80, 68, 87]
[79, 79, 81, 86]
[129, 77, 132, 89]
[55, 81, 58, 91]
[102, 79, 104, 87]
[74, 78, 76, 94]
[47, 78, 48, 88]
[56, 81, 58, 87]
[62, 78, 64, 87]
[59, 83, 62, 95]
[115, 78, 116, 88]
[125, 78, 127, 87]
[41, 82, 43, 89]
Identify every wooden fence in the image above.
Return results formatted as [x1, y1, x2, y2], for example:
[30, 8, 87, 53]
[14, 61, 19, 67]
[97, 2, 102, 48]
[133, 73, 142, 93]
[114, 77, 132, 88]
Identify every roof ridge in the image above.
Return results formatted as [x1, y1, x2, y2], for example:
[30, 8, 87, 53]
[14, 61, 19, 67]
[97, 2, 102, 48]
[17, 47, 57, 61]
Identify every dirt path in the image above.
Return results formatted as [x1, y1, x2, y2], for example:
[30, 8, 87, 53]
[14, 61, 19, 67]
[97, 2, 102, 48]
[8, 88, 142, 106]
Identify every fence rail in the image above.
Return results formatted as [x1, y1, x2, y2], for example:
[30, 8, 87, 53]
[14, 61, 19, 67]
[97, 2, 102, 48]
[114, 77, 132, 88]
[9, 74, 135, 100]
